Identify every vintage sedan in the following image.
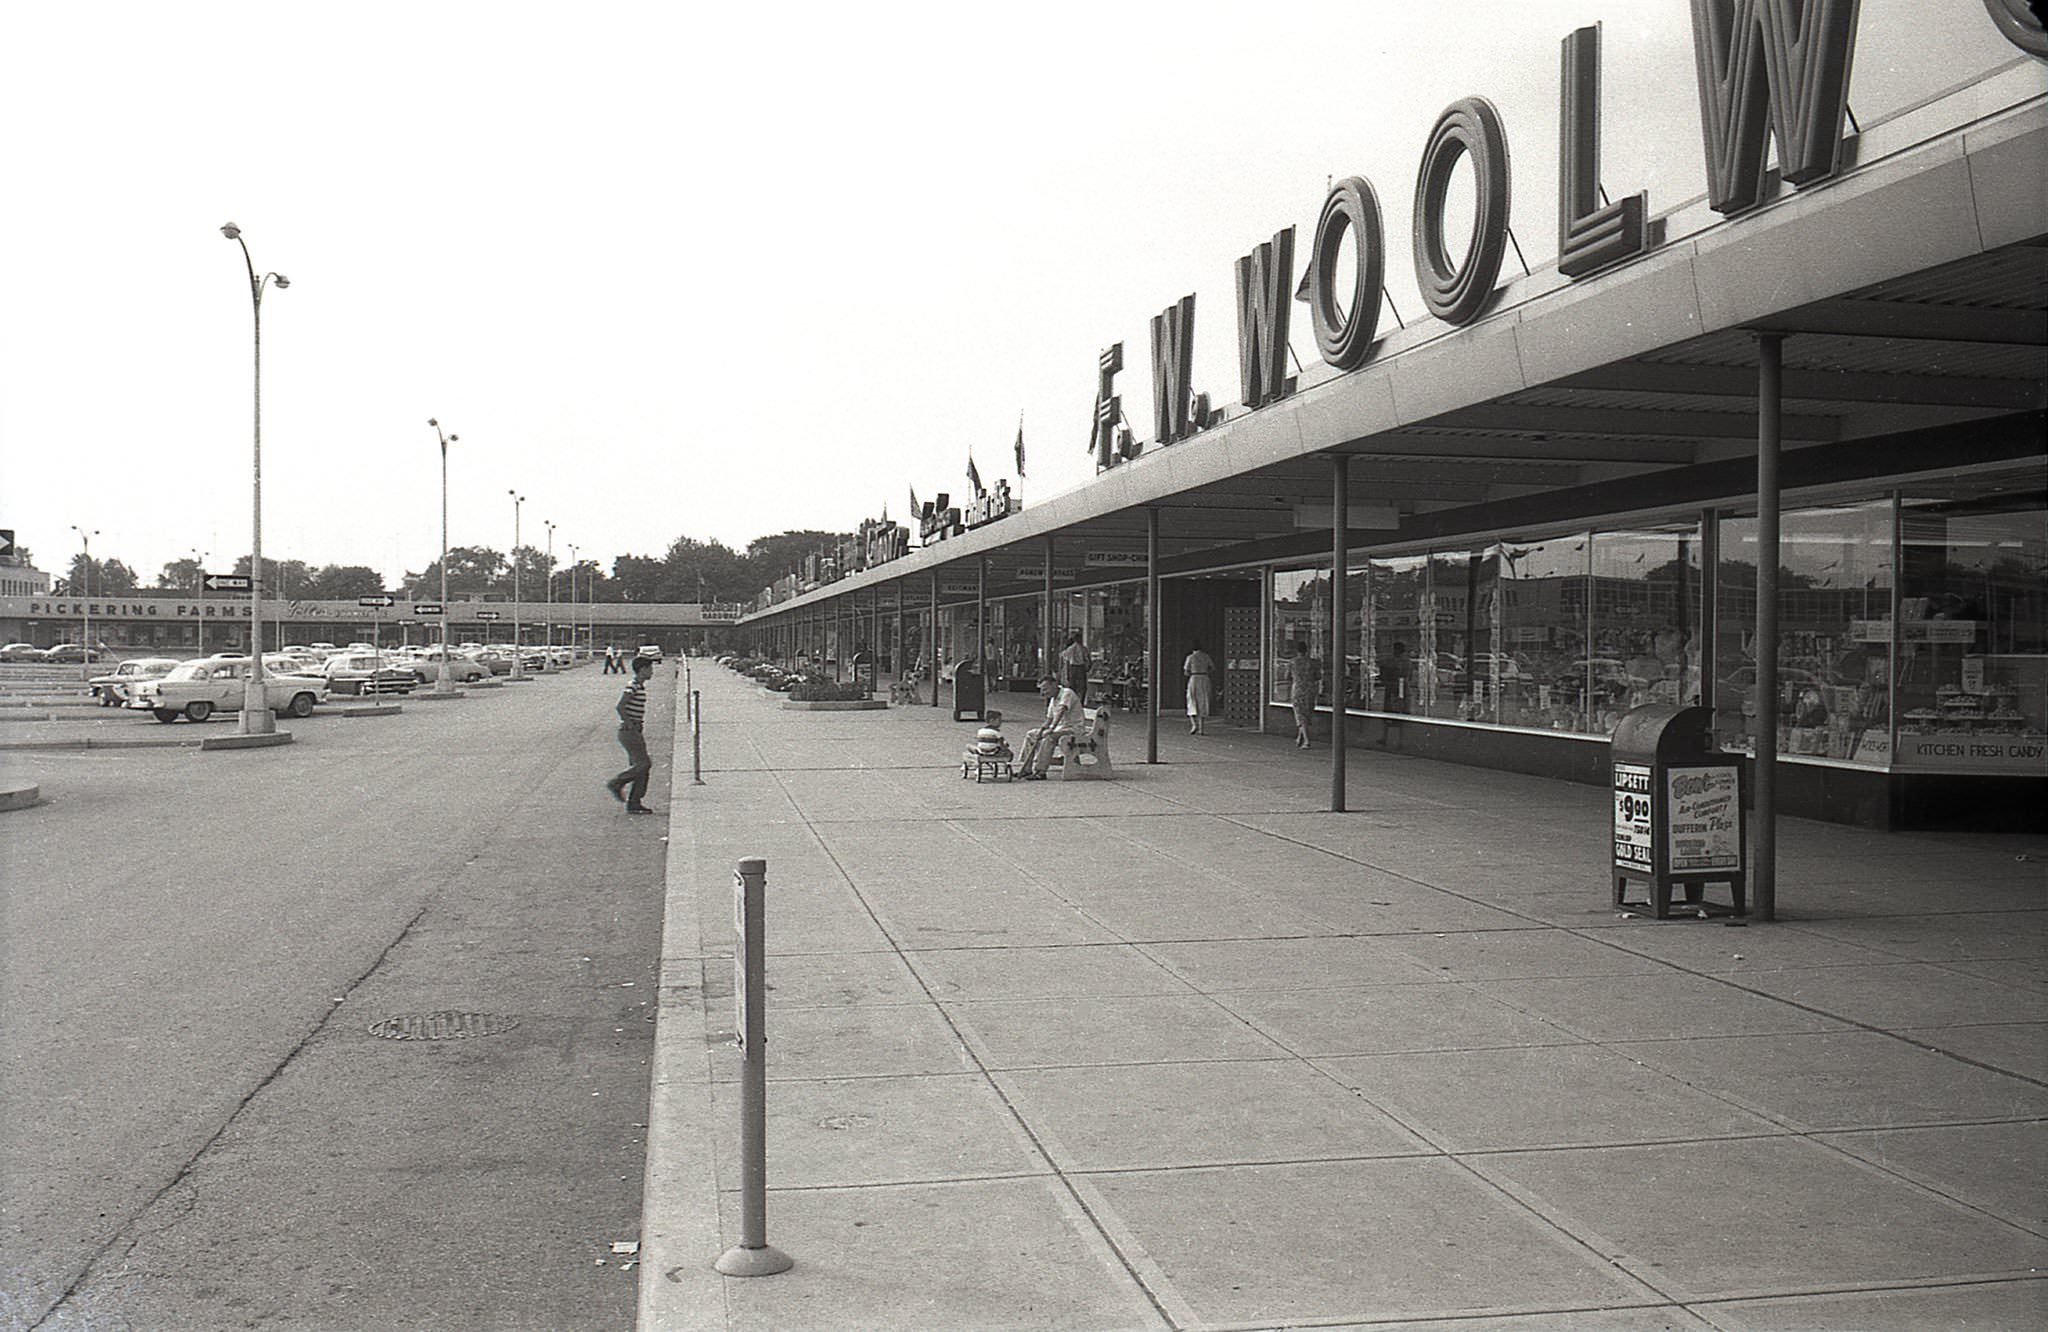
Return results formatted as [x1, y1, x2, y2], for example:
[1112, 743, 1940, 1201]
[322, 652, 417, 696]
[405, 648, 490, 684]
[127, 657, 330, 722]
[0, 642, 47, 662]
[89, 656, 183, 706]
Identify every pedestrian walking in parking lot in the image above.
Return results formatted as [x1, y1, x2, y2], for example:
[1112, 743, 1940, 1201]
[606, 655, 657, 812]
[1290, 641, 1320, 749]
[603, 644, 621, 674]
[1183, 639, 1215, 734]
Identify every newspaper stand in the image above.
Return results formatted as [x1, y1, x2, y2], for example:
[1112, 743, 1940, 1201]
[950, 659, 985, 722]
[1611, 704, 1749, 919]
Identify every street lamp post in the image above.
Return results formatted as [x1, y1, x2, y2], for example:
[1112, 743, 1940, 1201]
[429, 419, 458, 694]
[543, 519, 557, 672]
[508, 490, 525, 679]
[567, 543, 580, 666]
[70, 526, 97, 682]
[222, 222, 288, 734]
[191, 548, 208, 654]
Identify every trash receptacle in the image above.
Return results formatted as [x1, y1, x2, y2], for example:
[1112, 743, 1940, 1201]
[950, 659, 985, 722]
[1611, 703, 1748, 919]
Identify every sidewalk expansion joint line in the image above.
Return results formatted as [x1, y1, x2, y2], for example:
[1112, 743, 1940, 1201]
[28, 899, 434, 1332]
[750, 755, 1184, 1331]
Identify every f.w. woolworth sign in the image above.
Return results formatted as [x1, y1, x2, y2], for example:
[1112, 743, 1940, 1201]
[1106, 1, 1885, 462]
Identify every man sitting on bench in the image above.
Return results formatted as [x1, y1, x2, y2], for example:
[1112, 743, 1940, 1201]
[1018, 674, 1082, 781]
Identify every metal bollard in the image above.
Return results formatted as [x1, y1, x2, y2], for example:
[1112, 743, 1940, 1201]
[714, 858, 793, 1277]
[691, 690, 705, 785]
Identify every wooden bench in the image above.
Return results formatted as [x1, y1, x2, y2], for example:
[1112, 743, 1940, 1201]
[1051, 708, 1113, 780]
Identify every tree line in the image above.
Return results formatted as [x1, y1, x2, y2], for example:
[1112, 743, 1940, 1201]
[39, 529, 849, 605]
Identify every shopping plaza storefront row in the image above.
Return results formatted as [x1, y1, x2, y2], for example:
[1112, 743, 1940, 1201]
[737, 6, 2048, 840]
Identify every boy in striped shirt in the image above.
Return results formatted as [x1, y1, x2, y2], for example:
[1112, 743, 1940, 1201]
[606, 655, 657, 813]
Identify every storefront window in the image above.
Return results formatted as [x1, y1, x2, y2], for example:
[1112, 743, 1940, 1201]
[1715, 502, 1892, 764]
[1368, 555, 1428, 715]
[1271, 567, 1330, 707]
[1895, 478, 2047, 773]
[1424, 550, 1497, 721]
[1592, 526, 1702, 736]
[1497, 534, 1592, 731]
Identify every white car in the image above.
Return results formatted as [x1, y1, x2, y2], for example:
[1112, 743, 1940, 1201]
[128, 657, 330, 722]
[89, 656, 183, 706]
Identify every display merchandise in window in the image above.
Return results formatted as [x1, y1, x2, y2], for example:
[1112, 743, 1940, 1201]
[1892, 484, 2047, 773]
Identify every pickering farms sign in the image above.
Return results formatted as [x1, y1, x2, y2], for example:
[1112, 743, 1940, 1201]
[1099, 3, 1881, 467]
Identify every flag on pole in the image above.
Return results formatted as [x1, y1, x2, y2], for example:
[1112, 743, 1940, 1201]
[1014, 416, 1026, 478]
[966, 452, 984, 498]
[909, 485, 920, 517]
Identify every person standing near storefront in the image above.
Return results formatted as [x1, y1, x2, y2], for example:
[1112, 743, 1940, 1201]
[1377, 640, 1411, 747]
[605, 655, 657, 813]
[1183, 639, 1215, 734]
[1059, 630, 1090, 703]
[1289, 641, 1321, 750]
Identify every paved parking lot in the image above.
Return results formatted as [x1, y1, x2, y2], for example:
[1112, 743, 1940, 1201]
[643, 662, 2047, 1331]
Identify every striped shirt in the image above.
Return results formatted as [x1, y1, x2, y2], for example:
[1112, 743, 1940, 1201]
[617, 679, 647, 729]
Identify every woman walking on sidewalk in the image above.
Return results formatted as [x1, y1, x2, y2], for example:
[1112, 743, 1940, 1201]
[1289, 641, 1320, 749]
[1183, 639, 1215, 734]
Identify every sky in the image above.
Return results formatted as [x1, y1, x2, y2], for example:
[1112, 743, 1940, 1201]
[0, 1, 2024, 592]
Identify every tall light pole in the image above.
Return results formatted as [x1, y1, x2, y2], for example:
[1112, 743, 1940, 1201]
[190, 548, 209, 654]
[429, 419, 458, 694]
[222, 222, 288, 734]
[567, 542, 580, 665]
[508, 490, 526, 679]
[543, 519, 557, 672]
[70, 526, 98, 681]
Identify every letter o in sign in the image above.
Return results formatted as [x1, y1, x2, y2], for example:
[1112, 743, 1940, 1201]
[1412, 97, 1511, 326]
[1309, 176, 1385, 371]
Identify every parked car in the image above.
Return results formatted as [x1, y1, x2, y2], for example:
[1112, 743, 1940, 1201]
[40, 644, 105, 664]
[637, 644, 664, 662]
[0, 643, 46, 662]
[128, 657, 330, 721]
[89, 656, 183, 706]
[467, 648, 515, 676]
[406, 649, 490, 684]
[322, 652, 418, 696]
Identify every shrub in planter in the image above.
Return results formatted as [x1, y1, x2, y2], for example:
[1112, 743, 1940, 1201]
[789, 679, 872, 703]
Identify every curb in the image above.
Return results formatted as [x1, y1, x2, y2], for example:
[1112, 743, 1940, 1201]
[200, 732, 295, 751]
[779, 699, 887, 711]
[0, 779, 40, 811]
[0, 735, 207, 751]
[341, 705, 404, 718]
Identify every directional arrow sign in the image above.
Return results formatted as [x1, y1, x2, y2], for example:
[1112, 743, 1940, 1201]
[203, 573, 253, 592]
[414, 603, 444, 616]
[358, 594, 396, 608]
[476, 610, 502, 621]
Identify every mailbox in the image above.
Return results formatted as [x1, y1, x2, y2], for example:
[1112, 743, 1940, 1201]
[1611, 704, 1748, 919]
[950, 658, 985, 722]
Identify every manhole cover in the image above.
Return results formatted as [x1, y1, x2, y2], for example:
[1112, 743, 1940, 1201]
[367, 1011, 520, 1041]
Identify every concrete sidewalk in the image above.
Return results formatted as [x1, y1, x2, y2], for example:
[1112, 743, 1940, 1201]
[639, 664, 2047, 1331]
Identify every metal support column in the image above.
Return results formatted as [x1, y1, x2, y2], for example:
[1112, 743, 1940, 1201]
[1330, 453, 1349, 812]
[1755, 332, 1784, 921]
[930, 570, 940, 708]
[976, 557, 988, 687]
[1146, 507, 1160, 764]
[1042, 536, 1055, 682]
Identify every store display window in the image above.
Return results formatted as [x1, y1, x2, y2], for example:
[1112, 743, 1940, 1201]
[1894, 476, 2047, 773]
[1715, 502, 1894, 765]
[1424, 550, 1500, 721]
[1496, 535, 1592, 731]
[1271, 567, 1331, 707]
[1592, 527, 1703, 736]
